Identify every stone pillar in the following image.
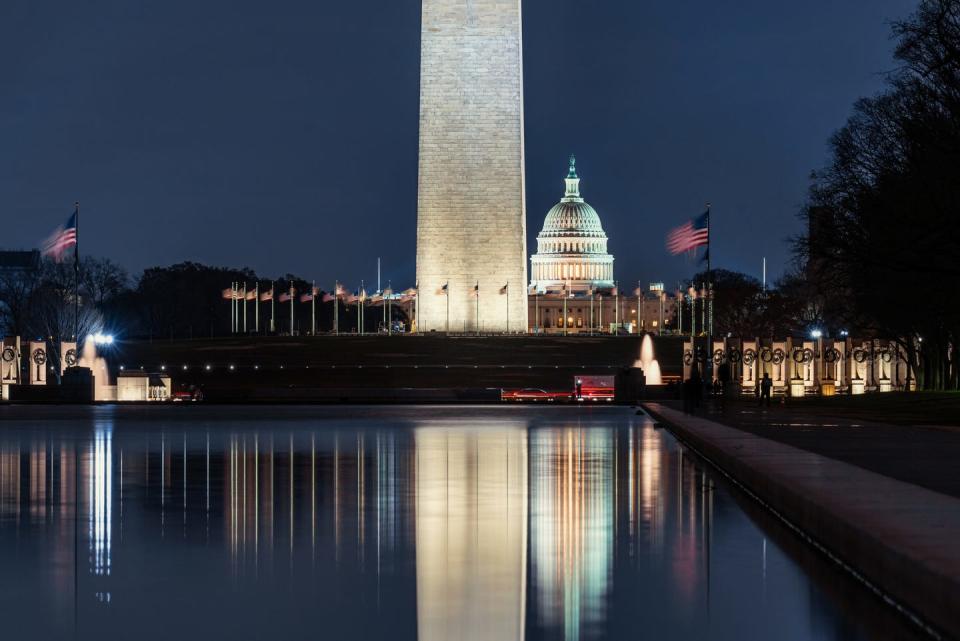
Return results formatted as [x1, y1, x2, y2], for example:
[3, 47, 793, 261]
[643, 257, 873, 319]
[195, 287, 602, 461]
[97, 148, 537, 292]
[28, 341, 47, 385]
[1, 337, 20, 399]
[416, 0, 528, 332]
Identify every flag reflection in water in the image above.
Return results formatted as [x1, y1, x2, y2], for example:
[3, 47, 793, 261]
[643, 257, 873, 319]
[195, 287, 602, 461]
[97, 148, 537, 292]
[415, 425, 528, 641]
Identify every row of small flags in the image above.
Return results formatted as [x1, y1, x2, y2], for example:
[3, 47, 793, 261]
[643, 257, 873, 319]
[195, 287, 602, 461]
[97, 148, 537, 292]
[222, 284, 418, 304]
[38, 204, 710, 299]
[439, 282, 510, 295]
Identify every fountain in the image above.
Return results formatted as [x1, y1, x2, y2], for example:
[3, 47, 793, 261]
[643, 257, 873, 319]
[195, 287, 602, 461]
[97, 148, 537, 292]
[77, 340, 114, 401]
[634, 334, 663, 385]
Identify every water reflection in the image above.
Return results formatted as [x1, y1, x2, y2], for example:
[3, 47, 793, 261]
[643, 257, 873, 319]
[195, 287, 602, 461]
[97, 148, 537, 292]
[416, 425, 528, 641]
[530, 428, 613, 641]
[0, 406, 920, 641]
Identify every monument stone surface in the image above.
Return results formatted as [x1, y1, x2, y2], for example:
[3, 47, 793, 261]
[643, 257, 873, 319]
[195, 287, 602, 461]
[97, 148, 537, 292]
[416, 0, 528, 332]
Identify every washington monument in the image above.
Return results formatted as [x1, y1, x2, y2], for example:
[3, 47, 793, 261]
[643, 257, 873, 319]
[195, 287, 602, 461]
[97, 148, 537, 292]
[415, 0, 528, 333]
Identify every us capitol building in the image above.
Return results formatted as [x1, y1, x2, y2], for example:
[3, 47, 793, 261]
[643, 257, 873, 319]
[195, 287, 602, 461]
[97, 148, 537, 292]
[526, 157, 676, 334]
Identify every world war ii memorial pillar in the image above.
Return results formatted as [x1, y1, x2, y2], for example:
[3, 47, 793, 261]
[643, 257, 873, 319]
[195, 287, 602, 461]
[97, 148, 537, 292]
[415, 0, 528, 333]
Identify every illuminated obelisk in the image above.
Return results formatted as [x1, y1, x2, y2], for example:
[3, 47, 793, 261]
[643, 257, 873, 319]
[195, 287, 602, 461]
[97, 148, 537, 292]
[416, 0, 528, 333]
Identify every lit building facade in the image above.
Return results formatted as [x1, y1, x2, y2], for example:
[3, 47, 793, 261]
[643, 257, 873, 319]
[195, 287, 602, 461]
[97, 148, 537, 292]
[530, 156, 614, 294]
[528, 290, 678, 334]
[526, 159, 677, 334]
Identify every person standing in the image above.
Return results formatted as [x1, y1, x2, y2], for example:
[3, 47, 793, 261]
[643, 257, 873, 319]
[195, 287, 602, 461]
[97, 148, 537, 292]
[759, 372, 773, 407]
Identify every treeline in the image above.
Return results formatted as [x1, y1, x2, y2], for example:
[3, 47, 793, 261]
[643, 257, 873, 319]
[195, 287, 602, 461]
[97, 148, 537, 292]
[795, 0, 960, 389]
[678, 269, 823, 339]
[0, 260, 407, 343]
[697, 1, 959, 390]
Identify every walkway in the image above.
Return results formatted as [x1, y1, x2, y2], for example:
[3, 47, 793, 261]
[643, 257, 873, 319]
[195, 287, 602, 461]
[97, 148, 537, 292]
[644, 402, 960, 640]
[659, 398, 960, 499]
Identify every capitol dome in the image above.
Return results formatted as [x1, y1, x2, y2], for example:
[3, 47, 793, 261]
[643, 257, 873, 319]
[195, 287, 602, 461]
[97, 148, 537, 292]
[530, 156, 615, 293]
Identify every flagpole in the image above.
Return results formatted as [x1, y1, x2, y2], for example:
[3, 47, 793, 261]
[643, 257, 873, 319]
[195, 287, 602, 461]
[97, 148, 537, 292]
[590, 290, 594, 335]
[475, 281, 479, 336]
[73, 202, 79, 343]
[243, 281, 247, 334]
[706, 202, 714, 383]
[563, 282, 568, 336]
[271, 280, 275, 334]
[231, 282, 235, 334]
[639, 280, 643, 333]
[678, 289, 683, 337]
[289, 280, 294, 335]
[506, 281, 509, 335]
[706, 202, 713, 337]
[334, 282, 339, 335]
[311, 281, 316, 336]
[614, 281, 619, 333]
[255, 282, 260, 334]
[535, 292, 539, 334]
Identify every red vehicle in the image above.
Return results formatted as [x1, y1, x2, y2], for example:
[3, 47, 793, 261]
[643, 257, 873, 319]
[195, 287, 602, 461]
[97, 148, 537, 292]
[501, 388, 571, 402]
[172, 386, 204, 402]
[574, 376, 615, 402]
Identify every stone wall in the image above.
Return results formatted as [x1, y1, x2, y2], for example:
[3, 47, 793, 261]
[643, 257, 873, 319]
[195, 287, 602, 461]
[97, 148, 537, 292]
[416, 0, 528, 332]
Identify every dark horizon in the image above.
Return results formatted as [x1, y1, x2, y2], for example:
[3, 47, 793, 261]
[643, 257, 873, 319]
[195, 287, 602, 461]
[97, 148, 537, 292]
[2, 0, 915, 289]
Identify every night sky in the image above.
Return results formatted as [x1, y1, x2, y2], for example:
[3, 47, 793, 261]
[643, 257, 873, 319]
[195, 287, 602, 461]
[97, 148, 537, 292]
[2, 0, 915, 291]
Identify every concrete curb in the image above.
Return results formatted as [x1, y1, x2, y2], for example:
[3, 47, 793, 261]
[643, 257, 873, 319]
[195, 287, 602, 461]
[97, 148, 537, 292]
[643, 403, 960, 640]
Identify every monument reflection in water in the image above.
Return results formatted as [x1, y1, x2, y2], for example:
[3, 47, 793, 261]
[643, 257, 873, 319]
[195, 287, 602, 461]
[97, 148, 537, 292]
[0, 407, 912, 641]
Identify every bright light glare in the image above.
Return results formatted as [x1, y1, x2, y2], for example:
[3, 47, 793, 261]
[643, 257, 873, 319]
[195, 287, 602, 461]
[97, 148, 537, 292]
[87, 333, 114, 346]
[811, 329, 823, 338]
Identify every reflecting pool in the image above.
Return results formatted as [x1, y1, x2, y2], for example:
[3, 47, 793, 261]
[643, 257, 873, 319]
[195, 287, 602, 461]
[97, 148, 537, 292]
[0, 405, 921, 640]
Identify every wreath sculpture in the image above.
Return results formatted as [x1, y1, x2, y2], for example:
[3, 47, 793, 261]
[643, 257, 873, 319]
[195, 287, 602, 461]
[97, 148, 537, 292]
[823, 348, 841, 363]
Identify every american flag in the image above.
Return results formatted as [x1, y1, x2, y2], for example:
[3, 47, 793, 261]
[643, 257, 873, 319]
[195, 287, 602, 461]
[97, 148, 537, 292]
[666, 211, 709, 255]
[300, 287, 318, 303]
[41, 211, 78, 263]
[321, 292, 335, 303]
[260, 288, 273, 302]
[278, 287, 296, 303]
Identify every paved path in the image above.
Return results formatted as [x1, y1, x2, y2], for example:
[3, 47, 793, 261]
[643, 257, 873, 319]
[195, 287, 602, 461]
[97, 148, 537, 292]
[660, 399, 960, 499]
[644, 402, 960, 640]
